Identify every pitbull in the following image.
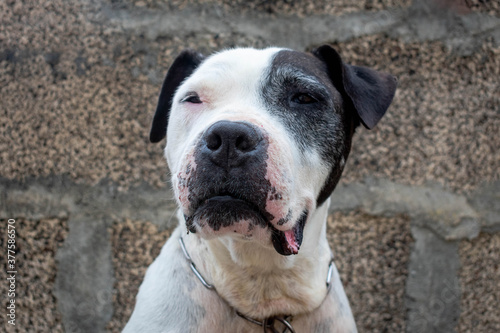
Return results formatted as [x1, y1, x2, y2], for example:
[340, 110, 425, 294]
[124, 45, 396, 332]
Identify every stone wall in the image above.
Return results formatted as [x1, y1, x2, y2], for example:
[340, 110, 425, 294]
[1, 0, 499, 332]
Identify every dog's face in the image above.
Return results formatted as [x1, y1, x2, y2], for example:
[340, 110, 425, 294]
[150, 46, 396, 256]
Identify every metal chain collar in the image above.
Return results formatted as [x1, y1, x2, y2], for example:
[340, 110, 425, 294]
[179, 237, 335, 333]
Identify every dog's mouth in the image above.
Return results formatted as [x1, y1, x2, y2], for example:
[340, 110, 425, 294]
[269, 210, 308, 256]
[186, 194, 269, 231]
[185, 193, 307, 256]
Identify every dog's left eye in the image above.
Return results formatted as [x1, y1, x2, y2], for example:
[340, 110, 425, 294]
[181, 93, 202, 104]
[291, 93, 318, 105]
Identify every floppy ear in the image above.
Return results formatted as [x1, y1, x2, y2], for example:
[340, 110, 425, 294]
[313, 45, 397, 129]
[149, 50, 205, 143]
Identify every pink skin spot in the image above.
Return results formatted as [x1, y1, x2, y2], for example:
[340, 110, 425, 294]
[263, 135, 294, 228]
[184, 102, 205, 120]
[179, 91, 212, 125]
[175, 154, 197, 211]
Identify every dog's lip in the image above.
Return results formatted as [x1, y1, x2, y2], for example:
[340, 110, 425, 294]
[205, 194, 246, 202]
[190, 194, 270, 222]
[195, 193, 267, 217]
[204, 195, 258, 209]
[185, 194, 270, 235]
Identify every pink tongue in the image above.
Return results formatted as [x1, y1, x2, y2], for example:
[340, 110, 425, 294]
[284, 229, 300, 254]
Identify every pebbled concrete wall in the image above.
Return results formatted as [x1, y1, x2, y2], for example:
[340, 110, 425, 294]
[1, 0, 499, 332]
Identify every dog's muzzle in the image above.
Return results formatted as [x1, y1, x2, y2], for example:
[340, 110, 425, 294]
[179, 120, 305, 256]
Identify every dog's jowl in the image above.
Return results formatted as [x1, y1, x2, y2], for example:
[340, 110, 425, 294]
[124, 45, 397, 333]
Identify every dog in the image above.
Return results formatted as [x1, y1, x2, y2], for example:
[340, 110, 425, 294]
[123, 45, 397, 332]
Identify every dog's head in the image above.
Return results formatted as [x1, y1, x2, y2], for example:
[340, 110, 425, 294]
[150, 46, 396, 256]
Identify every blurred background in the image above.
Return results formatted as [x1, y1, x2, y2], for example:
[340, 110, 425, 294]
[1, 0, 499, 332]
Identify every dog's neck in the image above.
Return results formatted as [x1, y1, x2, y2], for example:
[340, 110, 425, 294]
[181, 200, 333, 319]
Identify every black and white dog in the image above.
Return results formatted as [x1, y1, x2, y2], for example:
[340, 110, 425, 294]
[124, 45, 396, 332]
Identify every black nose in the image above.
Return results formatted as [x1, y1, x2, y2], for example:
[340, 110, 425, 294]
[201, 121, 264, 169]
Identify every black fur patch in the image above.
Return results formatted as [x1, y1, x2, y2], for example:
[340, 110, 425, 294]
[262, 47, 396, 206]
[262, 50, 354, 206]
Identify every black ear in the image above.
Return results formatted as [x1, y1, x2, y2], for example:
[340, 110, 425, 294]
[149, 50, 205, 143]
[313, 45, 397, 129]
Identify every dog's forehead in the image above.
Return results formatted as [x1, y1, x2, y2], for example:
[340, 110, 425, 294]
[192, 47, 282, 83]
[186, 47, 330, 88]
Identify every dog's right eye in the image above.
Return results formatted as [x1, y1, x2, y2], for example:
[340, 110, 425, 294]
[181, 93, 202, 104]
